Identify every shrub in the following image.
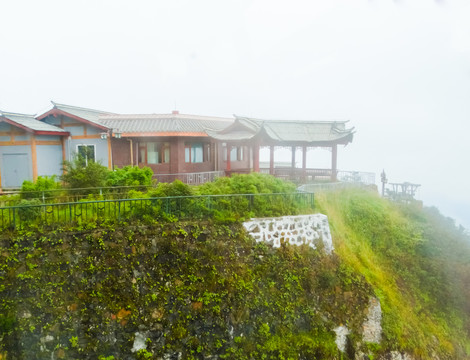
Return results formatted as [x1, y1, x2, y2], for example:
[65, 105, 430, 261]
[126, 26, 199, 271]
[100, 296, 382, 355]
[17, 198, 42, 221]
[148, 180, 193, 198]
[20, 175, 61, 199]
[107, 166, 154, 187]
[197, 173, 296, 195]
[61, 153, 110, 193]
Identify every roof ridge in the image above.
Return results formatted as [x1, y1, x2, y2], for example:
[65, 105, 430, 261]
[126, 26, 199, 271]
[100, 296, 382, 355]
[0, 111, 36, 117]
[99, 113, 233, 121]
[52, 101, 115, 115]
[234, 115, 349, 123]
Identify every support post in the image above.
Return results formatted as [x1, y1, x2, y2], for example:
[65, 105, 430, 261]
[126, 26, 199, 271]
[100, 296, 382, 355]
[269, 145, 274, 175]
[302, 146, 307, 183]
[331, 144, 337, 182]
[253, 144, 260, 172]
[107, 134, 113, 169]
[226, 144, 231, 173]
[61, 136, 67, 172]
[291, 146, 296, 181]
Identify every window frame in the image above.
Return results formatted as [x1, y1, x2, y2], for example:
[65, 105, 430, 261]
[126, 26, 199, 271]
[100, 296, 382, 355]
[138, 142, 170, 165]
[76, 144, 96, 166]
[185, 142, 205, 164]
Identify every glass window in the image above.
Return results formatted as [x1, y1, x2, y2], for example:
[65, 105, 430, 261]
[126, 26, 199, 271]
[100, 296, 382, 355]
[238, 146, 244, 161]
[77, 145, 95, 165]
[185, 143, 204, 163]
[230, 147, 237, 161]
[139, 142, 170, 164]
[147, 143, 159, 164]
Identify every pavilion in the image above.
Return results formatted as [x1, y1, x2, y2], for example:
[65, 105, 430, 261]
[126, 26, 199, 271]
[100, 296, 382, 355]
[206, 115, 355, 182]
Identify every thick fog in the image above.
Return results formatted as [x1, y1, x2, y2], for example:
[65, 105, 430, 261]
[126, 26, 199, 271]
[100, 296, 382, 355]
[1, 0, 469, 227]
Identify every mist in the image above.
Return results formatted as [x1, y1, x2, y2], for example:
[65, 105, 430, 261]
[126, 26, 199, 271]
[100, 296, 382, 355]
[1, 0, 469, 227]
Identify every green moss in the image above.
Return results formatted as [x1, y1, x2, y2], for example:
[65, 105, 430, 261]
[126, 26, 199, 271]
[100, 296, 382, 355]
[0, 218, 372, 359]
[316, 188, 470, 359]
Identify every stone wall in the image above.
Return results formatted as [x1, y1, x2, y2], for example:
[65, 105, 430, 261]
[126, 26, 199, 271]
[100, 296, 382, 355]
[243, 214, 334, 254]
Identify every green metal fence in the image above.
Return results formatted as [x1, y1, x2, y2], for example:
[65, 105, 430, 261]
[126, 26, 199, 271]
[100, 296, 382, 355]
[0, 192, 314, 229]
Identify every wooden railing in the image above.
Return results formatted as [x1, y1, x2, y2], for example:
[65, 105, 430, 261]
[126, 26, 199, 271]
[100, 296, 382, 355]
[259, 168, 375, 184]
[153, 171, 224, 185]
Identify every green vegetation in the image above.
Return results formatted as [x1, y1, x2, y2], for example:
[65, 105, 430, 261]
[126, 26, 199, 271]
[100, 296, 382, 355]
[2, 174, 311, 229]
[20, 175, 61, 199]
[1, 177, 469, 359]
[0, 220, 371, 359]
[61, 152, 110, 191]
[106, 165, 153, 187]
[316, 188, 470, 358]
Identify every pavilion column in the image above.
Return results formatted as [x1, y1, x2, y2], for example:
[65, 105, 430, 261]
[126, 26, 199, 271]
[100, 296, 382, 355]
[253, 143, 260, 173]
[269, 145, 274, 175]
[302, 146, 307, 183]
[331, 144, 337, 182]
[291, 146, 296, 181]
[226, 144, 231, 174]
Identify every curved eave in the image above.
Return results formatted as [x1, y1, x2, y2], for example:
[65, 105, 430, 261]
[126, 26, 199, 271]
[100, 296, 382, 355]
[205, 129, 257, 142]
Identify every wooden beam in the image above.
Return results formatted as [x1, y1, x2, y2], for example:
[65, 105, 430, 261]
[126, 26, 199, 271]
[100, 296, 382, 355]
[107, 135, 112, 169]
[36, 140, 62, 146]
[0, 141, 30, 146]
[71, 134, 102, 140]
[61, 137, 67, 168]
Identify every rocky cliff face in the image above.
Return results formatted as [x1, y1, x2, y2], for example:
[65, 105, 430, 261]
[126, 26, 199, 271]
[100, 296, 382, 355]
[1, 198, 467, 360]
[1, 219, 375, 359]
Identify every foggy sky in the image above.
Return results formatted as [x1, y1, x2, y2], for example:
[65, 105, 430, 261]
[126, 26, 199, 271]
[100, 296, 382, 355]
[1, 0, 469, 228]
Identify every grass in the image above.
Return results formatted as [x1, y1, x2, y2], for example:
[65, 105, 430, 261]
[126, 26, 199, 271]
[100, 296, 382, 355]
[316, 188, 470, 359]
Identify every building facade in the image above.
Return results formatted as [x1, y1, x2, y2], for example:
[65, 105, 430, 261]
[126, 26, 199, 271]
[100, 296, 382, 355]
[0, 102, 354, 189]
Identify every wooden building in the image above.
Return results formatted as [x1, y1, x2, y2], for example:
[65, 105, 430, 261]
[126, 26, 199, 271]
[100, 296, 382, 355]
[0, 102, 355, 188]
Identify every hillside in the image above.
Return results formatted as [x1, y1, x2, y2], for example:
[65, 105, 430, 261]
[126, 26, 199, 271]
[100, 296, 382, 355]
[1, 184, 470, 359]
[316, 189, 470, 358]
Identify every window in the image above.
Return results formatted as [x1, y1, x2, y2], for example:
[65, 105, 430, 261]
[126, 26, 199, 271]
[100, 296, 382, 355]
[225, 145, 244, 162]
[138, 142, 170, 164]
[77, 145, 96, 165]
[185, 143, 204, 163]
[230, 147, 237, 161]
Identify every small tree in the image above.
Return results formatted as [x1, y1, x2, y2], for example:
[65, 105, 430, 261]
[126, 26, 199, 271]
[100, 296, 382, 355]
[61, 151, 109, 193]
[107, 166, 154, 187]
[20, 175, 61, 199]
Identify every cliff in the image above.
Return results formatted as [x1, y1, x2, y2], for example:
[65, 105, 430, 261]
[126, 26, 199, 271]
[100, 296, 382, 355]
[1, 188, 469, 359]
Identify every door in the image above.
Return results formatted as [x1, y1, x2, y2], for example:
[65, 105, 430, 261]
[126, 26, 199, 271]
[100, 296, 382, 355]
[1, 153, 31, 188]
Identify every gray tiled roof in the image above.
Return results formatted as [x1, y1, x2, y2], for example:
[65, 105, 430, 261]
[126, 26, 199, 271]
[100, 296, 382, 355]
[99, 113, 233, 135]
[207, 116, 355, 144]
[0, 111, 68, 134]
[50, 102, 114, 128]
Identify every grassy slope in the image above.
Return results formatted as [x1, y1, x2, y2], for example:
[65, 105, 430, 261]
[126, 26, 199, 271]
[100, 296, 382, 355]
[316, 188, 470, 359]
